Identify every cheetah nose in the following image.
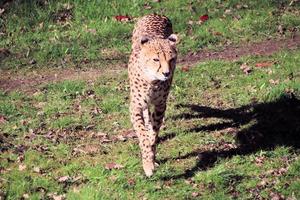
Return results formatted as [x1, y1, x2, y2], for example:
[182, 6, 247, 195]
[162, 72, 170, 77]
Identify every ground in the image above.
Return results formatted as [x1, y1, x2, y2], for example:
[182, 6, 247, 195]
[0, 1, 300, 200]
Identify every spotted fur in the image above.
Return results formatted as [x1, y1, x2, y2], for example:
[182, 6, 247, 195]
[128, 14, 178, 177]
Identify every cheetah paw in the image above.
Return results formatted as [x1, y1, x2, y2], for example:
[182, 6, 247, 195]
[143, 161, 155, 177]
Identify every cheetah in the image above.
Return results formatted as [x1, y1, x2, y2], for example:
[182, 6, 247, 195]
[128, 14, 178, 177]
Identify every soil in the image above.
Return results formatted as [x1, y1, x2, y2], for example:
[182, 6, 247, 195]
[0, 67, 123, 94]
[0, 34, 299, 93]
[178, 34, 300, 66]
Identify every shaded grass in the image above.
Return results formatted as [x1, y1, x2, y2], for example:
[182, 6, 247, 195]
[0, 0, 299, 69]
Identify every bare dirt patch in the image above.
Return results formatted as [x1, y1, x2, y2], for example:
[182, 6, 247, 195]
[0, 35, 299, 93]
[178, 34, 300, 66]
[0, 67, 123, 94]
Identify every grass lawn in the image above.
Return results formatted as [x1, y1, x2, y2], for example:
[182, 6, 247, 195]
[1, 0, 299, 69]
[1, 49, 300, 199]
[1, 0, 300, 199]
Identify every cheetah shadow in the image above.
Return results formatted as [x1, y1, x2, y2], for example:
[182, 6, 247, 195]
[159, 95, 300, 180]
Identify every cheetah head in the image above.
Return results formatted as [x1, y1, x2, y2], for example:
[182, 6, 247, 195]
[139, 34, 178, 82]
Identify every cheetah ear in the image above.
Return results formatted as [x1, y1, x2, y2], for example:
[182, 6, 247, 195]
[168, 34, 178, 45]
[141, 36, 150, 45]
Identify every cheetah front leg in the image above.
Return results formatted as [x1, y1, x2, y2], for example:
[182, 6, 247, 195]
[150, 103, 167, 153]
[130, 104, 156, 177]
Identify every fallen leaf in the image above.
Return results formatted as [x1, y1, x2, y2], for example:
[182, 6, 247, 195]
[127, 178, 135, 186]
[72, 187, 80, 193]
[277, 25, 286, 35]
[192, 192, 199, 197]
[22, 193, 29, 199]
[39, 22, 44, 29]
[213, 31, 222, 36]
[184, 178, 194, 185]
[33, 167, 41, 173]
[18, 164, 26, 171]
[255, 62, 273, 68]
[258, 179, 267, 187]
[269, 79, 279, 85]
[29, 59, 37, 65]
[255, 156, 265, 166]
[0, 115, 7, 124]
[224, 9, 232, 15]
[181, 65, 190, 72]
[143, 3, 152, 10]
[270, 191, 285, 200]
[114, 15, 131, 22]
[164, 180, 173, 188]
[109, 175, 117, 181]
[121, 129, 137, 139]
[48, 193, 66, 200]
[72, 176, 82, 183]
[63, 3, 73, 10]
[236, 4, 249, 9]
[199, 14, 209, 23]
[105, 162, 124, 170]
[240, 63, 252, 75]
[187, 20, 194, 25]
[113, 129, 137, 142]
[87, 28, 96, 35]
[114, 135, 126, 141]
[72, 144, 99, 155]
[0, 8, 5, 16]
[53, 7, 73, 23]
[58, 176, 70, 183]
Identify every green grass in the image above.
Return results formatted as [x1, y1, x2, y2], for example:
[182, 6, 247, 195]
[1, 0, 300, 199]
[1, 48, 300, 199]
[0, 0, 299, 69]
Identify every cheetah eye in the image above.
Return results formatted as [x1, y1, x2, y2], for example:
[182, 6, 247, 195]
[153, 58, 159, 62]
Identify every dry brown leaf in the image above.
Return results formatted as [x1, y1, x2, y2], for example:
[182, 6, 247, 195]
[0, 8, 5, 16]
[18, 164, 26, 171]
[48, 193, 66, 200]
[192, 192, 199, 197]
[255, 156, 265, 166]
[213, 31, 222, 36]
[58, 176, 70, 183]
[72, 144, 99, 155]
[113, 129, 137, 142]
[0, 115, 7, 124]
[269, 79, 279, 85]
[114, 15, 131, 22]
[181, 65, 190, 72]
[127, 178, 136, 186]
[105, 162, 124, 170]
[87, 28, 96, 35]
[143, 3, 152, 10]
[255, 62, 273, 68]
[33, 167, 41, 173]
[240, 63, 252, 75]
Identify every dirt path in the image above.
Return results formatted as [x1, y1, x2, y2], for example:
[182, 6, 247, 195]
[0, 67, 123, 94]
[1, 35, 299, 93]
[178, 34, 300, 65]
